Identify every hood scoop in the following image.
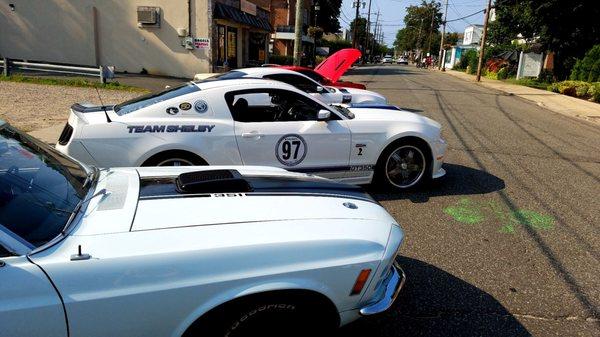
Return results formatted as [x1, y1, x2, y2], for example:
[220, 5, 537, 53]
[176, 169, 253, 194]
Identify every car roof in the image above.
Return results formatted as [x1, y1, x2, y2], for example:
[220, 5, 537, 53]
[192, 77, 309, 93]
[232, 67, 310, 77]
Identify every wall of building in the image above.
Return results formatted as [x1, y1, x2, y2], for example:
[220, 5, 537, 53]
[0, 0, 211, 78]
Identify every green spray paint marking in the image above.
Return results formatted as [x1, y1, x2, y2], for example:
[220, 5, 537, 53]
[443, 198, 556, 234]
[443, 198, 484, 224]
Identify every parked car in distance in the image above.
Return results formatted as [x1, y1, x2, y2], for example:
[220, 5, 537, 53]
[56, 78, 447, 190]
[0, 119, 406, 337]
[382, 56, 393, 64]
[396, 57, 409, 65]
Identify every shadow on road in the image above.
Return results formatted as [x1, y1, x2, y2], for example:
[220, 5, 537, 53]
[346, 65, 422, 77]
[368, 163, 505, 203]
[337, 257, 531, 337]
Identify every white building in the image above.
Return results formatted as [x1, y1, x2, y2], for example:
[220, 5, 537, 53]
[463, 25, 483, 46]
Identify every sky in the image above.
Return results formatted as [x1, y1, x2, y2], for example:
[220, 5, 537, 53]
[338, 0, 487, 46]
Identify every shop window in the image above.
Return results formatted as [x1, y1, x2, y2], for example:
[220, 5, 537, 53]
[216, 25, 237, 68]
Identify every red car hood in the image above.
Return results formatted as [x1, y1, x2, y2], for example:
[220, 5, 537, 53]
[314, 48, 362, 83]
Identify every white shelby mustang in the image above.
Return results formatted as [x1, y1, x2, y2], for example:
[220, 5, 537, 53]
[207, 67, 387, 105]
[56, 78, 447, 189]
[1, 120, 405, 337]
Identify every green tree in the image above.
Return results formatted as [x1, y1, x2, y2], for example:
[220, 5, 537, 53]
[349, 17, 369, 49]
[489, 0, 600, 79]
[314, 0, 342, 33]
[393, 0, 443, 55]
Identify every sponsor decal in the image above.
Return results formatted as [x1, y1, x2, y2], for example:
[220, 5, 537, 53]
[126, 125, 215, 133]
[349, 165, 374, 171]
[179, 102, 192, 110]
[194, 100, 208, 113]
[275, 134, 307, 166]
[166, 107, 179, 115]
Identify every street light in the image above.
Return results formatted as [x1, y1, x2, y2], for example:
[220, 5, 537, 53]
[312, 0, 320, 66]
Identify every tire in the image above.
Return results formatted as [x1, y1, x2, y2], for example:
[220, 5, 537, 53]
[196, 296, 332, 337]
[375, 139, 431, 190]
[141, 151, 207, 167]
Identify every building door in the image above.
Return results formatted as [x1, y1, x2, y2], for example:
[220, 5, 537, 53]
[226, 27, 238, 68]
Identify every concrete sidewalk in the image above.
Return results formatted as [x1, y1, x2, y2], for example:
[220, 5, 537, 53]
[444, 70, 600, 124]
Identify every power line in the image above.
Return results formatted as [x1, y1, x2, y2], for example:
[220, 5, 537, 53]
[445, 9, 484, 23]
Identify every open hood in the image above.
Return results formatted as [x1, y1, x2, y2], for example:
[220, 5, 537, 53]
[314, 48, 362, 83]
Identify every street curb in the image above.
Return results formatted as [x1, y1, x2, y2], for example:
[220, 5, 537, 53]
[442, 70, 600, 125]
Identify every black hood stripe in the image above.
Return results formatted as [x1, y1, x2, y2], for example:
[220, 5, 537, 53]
[138, 175, 375, 203]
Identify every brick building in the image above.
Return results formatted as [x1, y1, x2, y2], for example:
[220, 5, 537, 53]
[269, 0, 314, 57]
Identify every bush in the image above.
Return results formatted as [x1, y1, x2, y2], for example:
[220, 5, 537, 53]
[570, 44, 600, 81]
[538, 69, 554, 83]
[458, 49, 478, 73]
[547, 80, 600, 102]
[497, 67, 509, 80]
[485, 71, 498, 80]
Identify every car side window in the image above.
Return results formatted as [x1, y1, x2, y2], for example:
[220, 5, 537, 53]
[264, 74, 320, 93]
[226, 89, 333, 123]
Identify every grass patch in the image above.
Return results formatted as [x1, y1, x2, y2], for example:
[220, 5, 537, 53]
[0, 75, 148, 92]
[504, 77, 551, 90]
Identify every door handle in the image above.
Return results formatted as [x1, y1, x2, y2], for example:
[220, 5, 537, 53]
[241, 132, 264, 139]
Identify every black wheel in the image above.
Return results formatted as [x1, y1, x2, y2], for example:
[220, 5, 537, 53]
[375, 140, 431, 190]
[189, 295, 334, 337]
[142, 151, 207, 167]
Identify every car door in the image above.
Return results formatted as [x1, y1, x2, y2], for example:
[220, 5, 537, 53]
[0, 245, 68, 337]
[228, 88, 351, 179]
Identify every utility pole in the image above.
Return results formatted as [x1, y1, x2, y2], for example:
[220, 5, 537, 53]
[438, 0, 448, 70]
[416, 17, 424, 59]
[293, 0, 303, 65]
[370, 11, 380, 57]
[476, 0, 492, 81]
[426, 7, 435, 54]
[352, 0, 361, 48]
[364, 0, 372, 61]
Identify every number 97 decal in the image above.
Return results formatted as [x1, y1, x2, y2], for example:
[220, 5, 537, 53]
[276, 134, 307, 166]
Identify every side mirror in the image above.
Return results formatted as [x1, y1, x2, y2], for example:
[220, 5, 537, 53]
[316, 86, 324, 93]
[317, 109, 331, 121]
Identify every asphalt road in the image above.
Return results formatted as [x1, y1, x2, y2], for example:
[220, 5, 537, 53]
[337, 65, 600, 337]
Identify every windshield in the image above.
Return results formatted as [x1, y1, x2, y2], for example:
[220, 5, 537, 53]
[0, 123, 90, 248]
[114, 82, 200, 115]
[204, 71, 246, 81]
[330, 105, 355, 119]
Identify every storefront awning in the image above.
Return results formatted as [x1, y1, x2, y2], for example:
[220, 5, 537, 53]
[214, 2, 272, 32]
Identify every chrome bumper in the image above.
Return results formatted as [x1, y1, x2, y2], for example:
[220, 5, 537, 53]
[359, 261, 406, 316]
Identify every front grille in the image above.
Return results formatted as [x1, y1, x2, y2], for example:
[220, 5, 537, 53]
[58, 123, 73, 145]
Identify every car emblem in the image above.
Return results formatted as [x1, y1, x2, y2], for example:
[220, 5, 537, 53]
[166, 107, 179, 115]
[343, 202, 358, 209]
[194, 100, 208, 113]
[179, 102, 192, 110]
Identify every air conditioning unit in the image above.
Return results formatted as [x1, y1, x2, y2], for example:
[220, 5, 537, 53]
[137, 6, 160, 27]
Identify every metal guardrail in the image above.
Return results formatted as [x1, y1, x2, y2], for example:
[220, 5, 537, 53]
[0, 58, 114, 83]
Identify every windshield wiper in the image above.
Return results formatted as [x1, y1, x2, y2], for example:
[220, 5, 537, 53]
[82, 166, 99, 188]
[61, 188, 109, 234]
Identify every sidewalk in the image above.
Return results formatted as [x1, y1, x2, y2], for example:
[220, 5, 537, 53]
[444, 70, 600, 124]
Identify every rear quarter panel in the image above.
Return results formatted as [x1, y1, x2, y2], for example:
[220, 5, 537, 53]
[74, 89, 240, 167]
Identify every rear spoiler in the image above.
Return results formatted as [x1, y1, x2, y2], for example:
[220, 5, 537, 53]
[71, 103, 114, 113]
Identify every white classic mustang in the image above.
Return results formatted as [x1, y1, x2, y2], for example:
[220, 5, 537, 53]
[0, 120, 405, 337]
[56, 78, 446, 189]
[205, 67, 387, 105]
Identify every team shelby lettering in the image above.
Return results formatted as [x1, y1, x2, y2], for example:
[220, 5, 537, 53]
[127, 125, 216, 134]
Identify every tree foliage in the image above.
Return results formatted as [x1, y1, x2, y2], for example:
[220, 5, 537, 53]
[314, 0, 342, 33]
[489, 0, 600, 79]
[393, 0, 443, 55]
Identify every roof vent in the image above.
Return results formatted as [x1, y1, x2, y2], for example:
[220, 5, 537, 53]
[175, 169, 253, 194]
